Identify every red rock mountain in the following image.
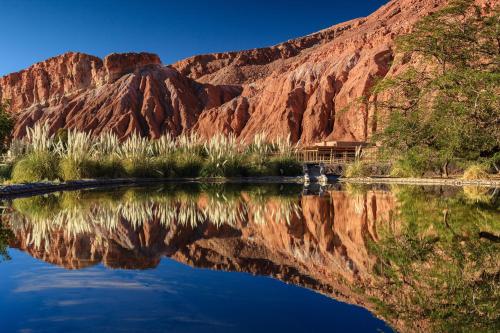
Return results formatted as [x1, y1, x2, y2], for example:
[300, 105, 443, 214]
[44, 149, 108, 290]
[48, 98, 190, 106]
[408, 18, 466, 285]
[1, 0, 491, 142]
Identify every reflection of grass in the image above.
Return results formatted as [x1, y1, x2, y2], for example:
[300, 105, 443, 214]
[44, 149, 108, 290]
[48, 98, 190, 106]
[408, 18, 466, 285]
[13, 194, 62, 219]
[6, 184, 303, 251]
[204, 195, 246, 227]
[4, 182, 498, 332]
[366, 186, 500, 332]
[344, 183, 371, 195]
[462, 186, 493, 204]
[244, 184, 301, 225]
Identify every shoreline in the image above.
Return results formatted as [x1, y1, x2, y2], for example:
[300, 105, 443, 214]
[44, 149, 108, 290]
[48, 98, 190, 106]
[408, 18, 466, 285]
[338, 176, 500, 187]
[0, 175, 498, 199]
[0, 177, 304, 199]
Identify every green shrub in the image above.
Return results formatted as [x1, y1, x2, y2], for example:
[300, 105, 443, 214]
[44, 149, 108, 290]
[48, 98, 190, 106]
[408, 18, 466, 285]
[344, 161, 371, 178]
[390, 163, 415, 178]
[200, 158, 247, 178]
[266, 157, 302, 176]
[0, 164, 12, 180]
[122, 158, 162, 178]
[390, 148, 439, 177]
[151, 157, 175, 178]
[94, 157, 127, 178]
[246, 163, 269, 177]
[244, 154, 269, 176]
[59, 158, 100, 181]
[489, 152, 500, 174]
[172, 153, 203, 177]
[200, 160, 224, 177]
[11, 152, 59, 183]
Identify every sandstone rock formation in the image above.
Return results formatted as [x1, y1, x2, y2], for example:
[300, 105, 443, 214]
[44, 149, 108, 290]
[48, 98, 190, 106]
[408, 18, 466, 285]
[1, 0, 472, 143]
[2, 0, 496, 142]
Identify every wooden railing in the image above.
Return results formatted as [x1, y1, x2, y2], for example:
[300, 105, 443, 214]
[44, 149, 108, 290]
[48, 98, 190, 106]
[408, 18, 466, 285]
[292, 149, 378, 165]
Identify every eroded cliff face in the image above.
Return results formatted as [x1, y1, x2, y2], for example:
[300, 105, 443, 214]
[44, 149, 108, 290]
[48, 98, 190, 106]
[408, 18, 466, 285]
[0, 0, 463, 143]
[0, 51, 243, 139]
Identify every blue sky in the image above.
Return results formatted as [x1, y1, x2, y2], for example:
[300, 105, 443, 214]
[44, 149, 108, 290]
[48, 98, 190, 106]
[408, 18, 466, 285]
[0, 0, 388, 76]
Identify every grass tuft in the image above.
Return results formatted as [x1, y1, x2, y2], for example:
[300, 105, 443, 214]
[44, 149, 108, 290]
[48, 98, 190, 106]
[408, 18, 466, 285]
[462, 164, 490, 180]
[11, 152, 60, 183]
[344, 161, 371, 178]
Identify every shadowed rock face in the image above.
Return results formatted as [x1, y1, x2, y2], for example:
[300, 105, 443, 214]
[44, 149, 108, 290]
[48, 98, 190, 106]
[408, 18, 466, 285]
[0, 0, 464, 143]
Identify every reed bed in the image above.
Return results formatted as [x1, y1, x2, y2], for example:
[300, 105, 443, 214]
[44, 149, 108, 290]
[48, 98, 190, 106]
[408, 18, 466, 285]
[5, 124, 302, 183]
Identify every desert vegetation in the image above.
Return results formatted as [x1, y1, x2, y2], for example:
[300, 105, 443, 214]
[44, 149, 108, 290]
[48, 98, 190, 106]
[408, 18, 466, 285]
[3, 124, 302, 183]
[373, 0, 499, 178]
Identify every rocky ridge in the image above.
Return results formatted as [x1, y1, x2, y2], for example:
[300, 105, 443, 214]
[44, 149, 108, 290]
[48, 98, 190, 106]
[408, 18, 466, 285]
[0, 0, 468, 142]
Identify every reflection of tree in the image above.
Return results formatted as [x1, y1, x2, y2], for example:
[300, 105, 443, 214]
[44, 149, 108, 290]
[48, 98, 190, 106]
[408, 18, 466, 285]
[367, 186, 500, 332]
[0, 221, 13, 262]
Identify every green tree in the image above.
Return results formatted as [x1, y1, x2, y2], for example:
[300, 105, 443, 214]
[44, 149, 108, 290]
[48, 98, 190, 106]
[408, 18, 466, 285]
[374, 0, 500, 176]
[0, 101, 14, 152]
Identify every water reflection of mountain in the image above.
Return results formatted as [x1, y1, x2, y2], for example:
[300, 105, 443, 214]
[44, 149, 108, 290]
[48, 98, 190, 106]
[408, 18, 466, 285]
[1, 184, 498, 333]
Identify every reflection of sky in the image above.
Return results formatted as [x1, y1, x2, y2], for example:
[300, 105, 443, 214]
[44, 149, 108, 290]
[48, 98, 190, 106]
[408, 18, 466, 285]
[0, 249, 392, 333]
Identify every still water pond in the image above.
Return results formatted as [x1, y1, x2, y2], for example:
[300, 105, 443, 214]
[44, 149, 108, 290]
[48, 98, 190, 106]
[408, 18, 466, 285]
[0, 183, 498, 333]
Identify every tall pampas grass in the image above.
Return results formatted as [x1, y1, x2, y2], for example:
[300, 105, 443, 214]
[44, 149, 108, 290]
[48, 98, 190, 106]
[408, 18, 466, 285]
[92, 132, 120, 158]
[153, 133, 176, 157]
[117, 133, 154, 161]
[5, 122, 301, 182]
[176, 132, 203, 155]
[25, 123, 57, 154]
[204, 134, 238, 163]
[64, 130, 94, 161]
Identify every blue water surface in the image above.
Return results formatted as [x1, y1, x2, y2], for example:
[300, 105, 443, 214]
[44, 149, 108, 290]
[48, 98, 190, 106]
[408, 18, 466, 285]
[0, 249, 392, 333]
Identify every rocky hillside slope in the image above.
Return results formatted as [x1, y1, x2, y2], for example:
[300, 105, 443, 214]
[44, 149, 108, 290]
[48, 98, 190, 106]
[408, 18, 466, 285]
[0, 0, 471, 142]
